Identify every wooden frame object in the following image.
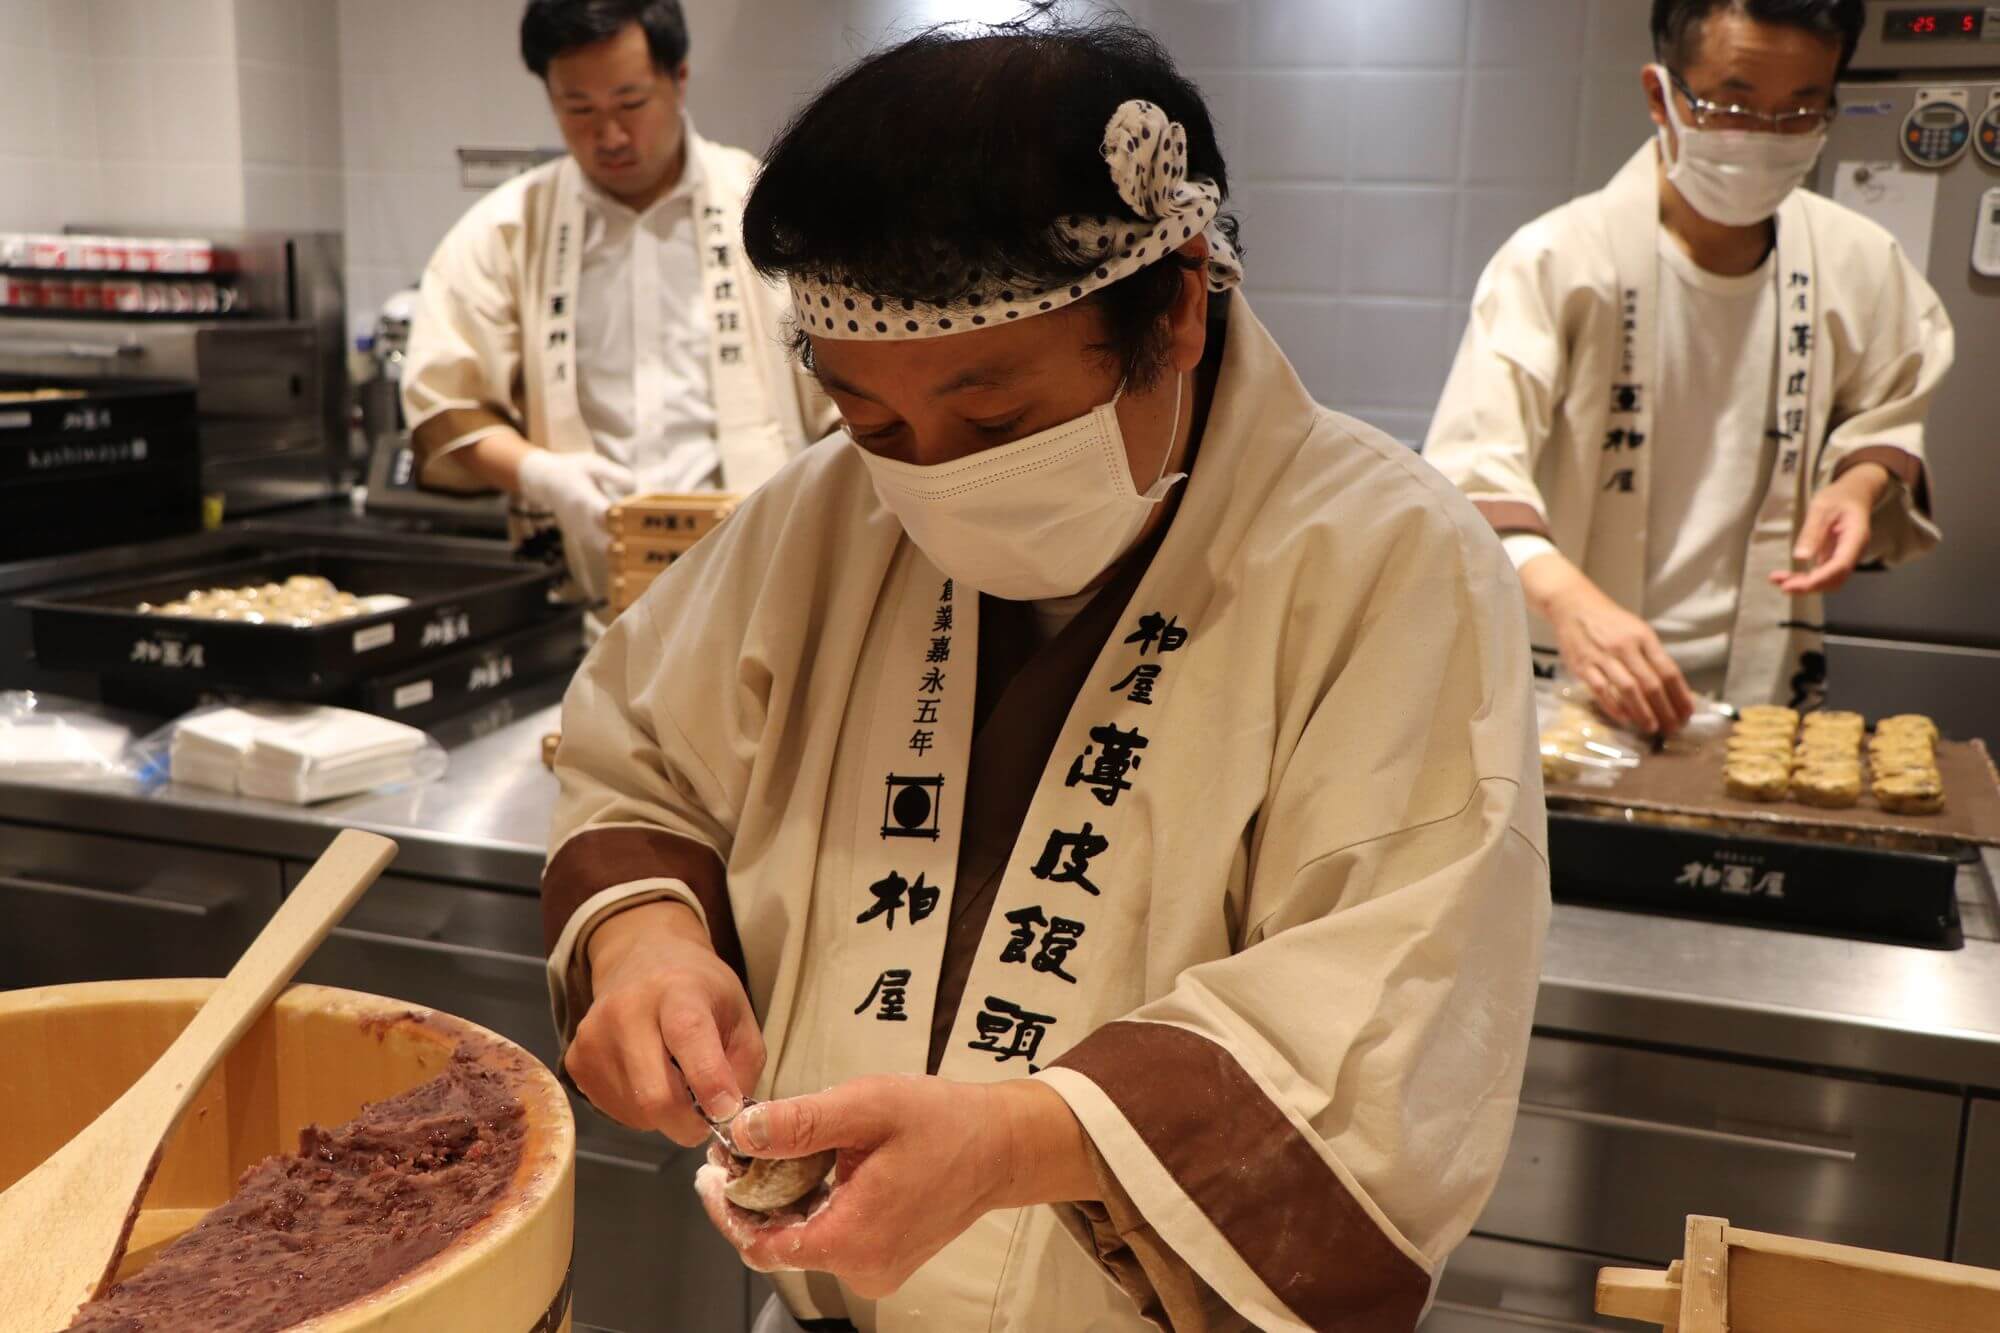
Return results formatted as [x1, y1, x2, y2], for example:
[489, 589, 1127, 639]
[606, 490, 737, 542]
[603, 493, 739, 620]
[546, 492, 743, 769]
[1599, 1215, 2000, 1332]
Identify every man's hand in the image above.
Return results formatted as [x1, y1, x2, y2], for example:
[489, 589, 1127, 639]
[1772, 462, 1890, 596]
[517, 448, 635, 570]
[565, 901, 764, 1146]
[695, 1076, 1096, 1296]
[1519, 552, 1696, 735]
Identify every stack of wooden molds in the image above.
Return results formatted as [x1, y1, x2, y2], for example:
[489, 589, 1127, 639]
[545, 492, 739, 770]
[606, 492, 739, 618]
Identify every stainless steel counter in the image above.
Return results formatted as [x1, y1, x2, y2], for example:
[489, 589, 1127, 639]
[5, 685, 2000, 1093]
[0, 682, 562, 889]
[1542, 871, 2000, 1091]
[9, 684, 2000, 1331]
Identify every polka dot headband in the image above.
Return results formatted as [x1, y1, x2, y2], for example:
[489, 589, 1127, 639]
[790, 99, 1244, 341]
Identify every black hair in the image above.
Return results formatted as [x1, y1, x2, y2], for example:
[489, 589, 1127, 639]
[1651, 0, 1865, 75]
[742, 16, 1235, 388]
[520, 0, 690, 80]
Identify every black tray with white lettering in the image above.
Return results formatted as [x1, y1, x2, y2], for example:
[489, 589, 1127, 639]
[352, 609, 583, 727]
[97, 607, 584, 728]
[1548, 809, 1965, 949]
[0, 375, 201, 561]
[23, 545, 561, 696]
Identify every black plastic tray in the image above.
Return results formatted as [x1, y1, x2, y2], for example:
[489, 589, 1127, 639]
[0, 374, 193, 448]
[25, 545, 562, 695]
[0, 375, 201, 560]
[98, 608, 583, 728]
[355, 610, 583, 727]
[1550, 809, 1965, 949]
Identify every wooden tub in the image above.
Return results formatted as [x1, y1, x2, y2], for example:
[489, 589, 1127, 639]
[0, 980, 574, 1332]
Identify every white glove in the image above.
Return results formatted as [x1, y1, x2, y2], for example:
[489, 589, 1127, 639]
[517, 450, 634, 572]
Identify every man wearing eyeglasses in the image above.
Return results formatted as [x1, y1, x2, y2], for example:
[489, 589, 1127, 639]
[1429, 0, 1952, 731]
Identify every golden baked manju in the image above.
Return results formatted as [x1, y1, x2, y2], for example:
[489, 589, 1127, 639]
[1800, 709, 1865, 732]
[1792, 764, 1863, 809]
[1875, 713, 1940, 743]
[1726, 733, 1795, 757]
[1868, 745, 1937, 778]
[1875, 769, 1946, 815]
[1724, 757, 1791, 802]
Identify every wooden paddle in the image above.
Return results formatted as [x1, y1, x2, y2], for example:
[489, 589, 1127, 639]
[0, 828, 399, 1332]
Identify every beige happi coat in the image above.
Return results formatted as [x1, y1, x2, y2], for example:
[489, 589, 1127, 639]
[543, 301, 1550, 1332]
[1426, 142, 1950, 706]
[402, 128, 835, 600]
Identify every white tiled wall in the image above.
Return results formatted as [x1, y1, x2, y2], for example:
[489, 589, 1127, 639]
[0, 0, 100, 233]
[332, 0, 1656, 438]
[86, 0, 248, 230]
[236, 0, 345, 232]
[1, 0, 245, 231]
[2, 0, 345, 238]
[1136, 0, 1658, 443]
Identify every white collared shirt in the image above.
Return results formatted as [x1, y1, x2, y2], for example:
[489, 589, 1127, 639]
[574, 143, 720, 493]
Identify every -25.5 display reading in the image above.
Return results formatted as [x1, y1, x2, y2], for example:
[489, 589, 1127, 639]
[1884, 7, 1986, 40]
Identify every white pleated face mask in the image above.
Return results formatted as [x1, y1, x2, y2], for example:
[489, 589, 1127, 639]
[854, 376, 1185, 601]
[1655, 65, 1827, 227]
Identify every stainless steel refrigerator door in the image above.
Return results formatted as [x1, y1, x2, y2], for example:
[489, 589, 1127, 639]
[1814, 79, 2000, 741]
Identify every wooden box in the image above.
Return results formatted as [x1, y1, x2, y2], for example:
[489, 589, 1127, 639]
[609, 540, 689, 574]
[1599, 1215, 2000, 1332]
[0, 980, 575, 1332]
[602, 492, 738, 622]
[605, 492, 738, 542]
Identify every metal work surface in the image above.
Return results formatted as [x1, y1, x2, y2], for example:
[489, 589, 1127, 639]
[0, 682, 562, 889]
[6, 687, 2000, 1090]
[1540, 856, 2000, 1091]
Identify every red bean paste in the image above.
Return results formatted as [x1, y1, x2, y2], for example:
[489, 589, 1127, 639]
[68, 1047, 527, 1333]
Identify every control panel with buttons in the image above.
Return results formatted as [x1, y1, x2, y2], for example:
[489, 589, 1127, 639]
[1903, 87, 1974, 165]
[1976, 89, 2000, 168]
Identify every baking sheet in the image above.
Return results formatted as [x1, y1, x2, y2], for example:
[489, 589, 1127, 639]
[1546, 735, 2000, 848]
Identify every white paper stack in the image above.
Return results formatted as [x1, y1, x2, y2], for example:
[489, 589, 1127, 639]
[0, 715, 129, 777]
[170, 705, 430, 804]
[169, 706, 269, 793]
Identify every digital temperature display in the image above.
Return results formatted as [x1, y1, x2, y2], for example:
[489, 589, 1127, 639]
[1883, 7, 1987, 39]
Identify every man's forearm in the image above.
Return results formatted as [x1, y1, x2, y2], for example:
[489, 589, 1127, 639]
[990, 1079, 1101, 1207]
[1514, 548, 1591, 624]
[1828, 459, 1892, 510]
[411, 408, 536, 494]
[585, 899, 714, 977]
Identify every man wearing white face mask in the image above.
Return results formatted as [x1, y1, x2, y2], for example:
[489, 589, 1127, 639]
[1428, 0, 1952, 732]
[538, 21, 1547, 1333]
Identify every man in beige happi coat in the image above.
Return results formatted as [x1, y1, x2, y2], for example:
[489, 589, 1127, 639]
[403, 0, 832, 618]
[1428, 0, 1950, 733]
[542, 20, 1549, 1333]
